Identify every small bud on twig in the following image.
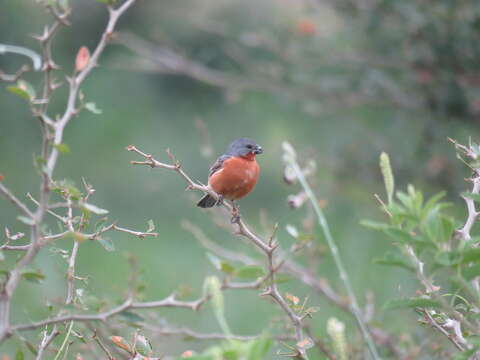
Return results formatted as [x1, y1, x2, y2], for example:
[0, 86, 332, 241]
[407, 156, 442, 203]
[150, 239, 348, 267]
[75, 46, 90, 72]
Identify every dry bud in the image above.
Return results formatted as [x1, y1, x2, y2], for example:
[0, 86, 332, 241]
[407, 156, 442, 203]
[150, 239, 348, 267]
[111, 335, 132, 353]
[75, 46, 90, 72]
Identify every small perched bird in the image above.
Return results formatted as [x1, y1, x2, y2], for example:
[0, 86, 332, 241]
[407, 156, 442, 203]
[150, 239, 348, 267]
[197, 138, 263, 218]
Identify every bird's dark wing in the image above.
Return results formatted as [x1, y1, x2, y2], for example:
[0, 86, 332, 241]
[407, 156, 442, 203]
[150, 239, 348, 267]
[209, 154, 231, 177]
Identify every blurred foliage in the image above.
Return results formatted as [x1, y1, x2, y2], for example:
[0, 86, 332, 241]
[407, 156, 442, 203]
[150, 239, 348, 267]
[1, 0, 480, 358]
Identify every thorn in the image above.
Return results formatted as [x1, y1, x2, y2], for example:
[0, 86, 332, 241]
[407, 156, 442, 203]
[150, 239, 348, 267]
[260, 289, 272, 297]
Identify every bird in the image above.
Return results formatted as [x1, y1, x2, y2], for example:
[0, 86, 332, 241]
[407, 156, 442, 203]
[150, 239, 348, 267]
[197, 138, 263, 220]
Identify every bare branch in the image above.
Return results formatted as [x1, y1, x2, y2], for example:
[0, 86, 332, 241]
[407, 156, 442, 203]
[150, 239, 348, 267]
[0, 64, 30, 82]
[0, 182, 34, 218]
[35, 325, 59, 360]
[0, 0, 139, 344]
[12, 293, 206, 332]
[423, 309, 465, 352]
[128, 145, 311, 358]
[457, 176, 480, 241]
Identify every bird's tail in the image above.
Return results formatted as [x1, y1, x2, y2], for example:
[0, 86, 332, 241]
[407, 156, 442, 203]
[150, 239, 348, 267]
[197, 194, 217, 208]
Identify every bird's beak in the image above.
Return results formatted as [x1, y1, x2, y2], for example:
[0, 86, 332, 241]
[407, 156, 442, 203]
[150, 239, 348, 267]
[253, 145, 263, 155]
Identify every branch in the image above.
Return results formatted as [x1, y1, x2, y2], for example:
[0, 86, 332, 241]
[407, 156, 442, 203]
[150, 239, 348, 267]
[0, 182, 34, 218]
[47, 0, 138, 176]
[0, 0, 139, 344]
[12, 293, 205, 332]
[423, 309, 465, 352]
[457, 176, 480, 241]
[182, 220, 350, 312]
[0, 64, 30, 82]
[35, 325, 59, 360]
[127, 145, 311, 359]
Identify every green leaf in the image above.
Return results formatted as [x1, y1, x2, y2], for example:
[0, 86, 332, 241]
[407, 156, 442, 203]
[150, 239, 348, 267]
[461, 248, 480, 263]
[454, 348, 478, 360]
[373, 251, 414, 271]
[82, 202, 109, 215]
[21, 271, 45, 284]
[462, 192, 480, 203]
[15, 348, 24, 360]
[98, 237, 115, 252]
[7, 86, 30, 100]
[435, 250, 462, 266]
[206, 253, 235, 275]
[384, 297, 440, 310]
[380, 152, 394, 204]
[19, 80, 35, 99]
[17, 216, 35, 226]
[463, 264, 480, 280]
[359, 220, 391, 230]
[385, 228, 416, 243]
[135, 334, 153, 356]
[422, 191, 447, 216]
[85, 102, 102, 114]
[234, 265, 265, 279]
[53, 143, 70, 153]
[94, 217, 109, 232]
[220, 262, 235, 274]
[204, 276, 231, 337]
[7, 80, 35, 101]
[247, 334, 272, 360]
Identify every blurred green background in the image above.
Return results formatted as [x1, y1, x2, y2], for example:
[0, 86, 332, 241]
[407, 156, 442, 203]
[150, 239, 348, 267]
[1, 0, 480, 358]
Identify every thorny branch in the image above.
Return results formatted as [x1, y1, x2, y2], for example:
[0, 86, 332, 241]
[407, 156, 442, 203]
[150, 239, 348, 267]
[449, 137, 480, 242]
[422, 310, 466, 352]
[12, 275, 267, 334]
[35, 325, 59, 360]
[127, 145, 311, 359]
[0, 0, 139, 350]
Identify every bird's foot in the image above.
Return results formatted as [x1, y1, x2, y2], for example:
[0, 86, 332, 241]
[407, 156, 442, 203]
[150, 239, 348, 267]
[230, 213, 241, 224]
[230, 201, 240, 223]
[215, 195, 224, 207]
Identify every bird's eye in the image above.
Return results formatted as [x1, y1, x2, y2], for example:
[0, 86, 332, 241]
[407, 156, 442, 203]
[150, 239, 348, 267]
[246, 144, 253, 149]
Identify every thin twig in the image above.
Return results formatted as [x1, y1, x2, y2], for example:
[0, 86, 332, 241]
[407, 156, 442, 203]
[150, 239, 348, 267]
[0, 183, 34, 218]
[423, 309, 465, 352]
[92, 329, 115, 360]
[35, 325, 59, 360]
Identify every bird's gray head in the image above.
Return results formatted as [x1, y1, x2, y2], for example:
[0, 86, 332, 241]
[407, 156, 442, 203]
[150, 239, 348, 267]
[226, 138, 263, 157]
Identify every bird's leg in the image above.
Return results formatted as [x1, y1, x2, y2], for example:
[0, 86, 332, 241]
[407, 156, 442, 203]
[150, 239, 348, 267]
[230, 200, 240, 224]
[215, 195, 224, 207]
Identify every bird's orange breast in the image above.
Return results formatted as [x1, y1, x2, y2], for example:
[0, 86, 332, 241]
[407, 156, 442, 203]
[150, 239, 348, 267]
[209, 156, 260, 200]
